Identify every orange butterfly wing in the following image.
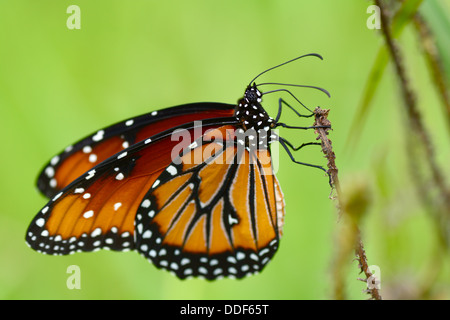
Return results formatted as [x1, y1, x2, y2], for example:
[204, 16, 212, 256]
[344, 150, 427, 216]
[135, 126, 285, 279]
[37, 104, 235, 198]
[26, 120, 234, 255]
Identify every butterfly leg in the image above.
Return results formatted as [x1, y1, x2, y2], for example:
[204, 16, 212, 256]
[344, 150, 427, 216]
[274, 122, 330, 130]
[278, 137, 332, 186]
[263, 88, 315, 116]
[273, 100, 330, 130]
[279, 136, 321, 151]
[274, 97, 314, 123]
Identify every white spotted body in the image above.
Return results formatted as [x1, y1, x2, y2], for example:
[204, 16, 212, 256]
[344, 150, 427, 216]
[235, 84, 274, 132]
[234, 84, 277, 151]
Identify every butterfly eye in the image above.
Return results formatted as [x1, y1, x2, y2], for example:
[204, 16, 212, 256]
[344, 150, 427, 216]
[245, 87, 259, 102]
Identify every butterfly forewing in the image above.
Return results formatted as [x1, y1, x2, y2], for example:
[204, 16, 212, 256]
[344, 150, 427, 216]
[37, 103, 235, 198]
[26, 118, 237, 256]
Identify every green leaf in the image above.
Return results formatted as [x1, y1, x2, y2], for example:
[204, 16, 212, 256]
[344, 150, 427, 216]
[421, 0, 450, 82]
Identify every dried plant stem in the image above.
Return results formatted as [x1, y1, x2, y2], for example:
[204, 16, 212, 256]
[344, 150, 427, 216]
[412, 13, 450, 134]
[314, 107, 382, 300]
[375, 0, 450, 238]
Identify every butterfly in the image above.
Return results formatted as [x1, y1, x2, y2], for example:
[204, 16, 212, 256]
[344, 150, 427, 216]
[26, 54, 330, 280]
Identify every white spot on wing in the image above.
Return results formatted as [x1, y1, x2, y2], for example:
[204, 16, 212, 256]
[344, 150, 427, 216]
[91, 228, 102, 237]
[50, 156, 60, 166]
[74, 188, 84, 194]
[83, 210, 94, 219]
[52, 192, 63, 201]
[141, 199, 151, 208]
[49, 179, 57, 188]
[142, 230, 152, 239]
[228, 267, 237, 274]
[228, 214, 238, 225]
[45, 167, 54, 178]
[166, 165, 177, 176]
[36, 218, 45, 227]
[115, 173, 124, 180]
[86, 169, 96, 180]
[83, 146, 92, 154]
[210, 259, 219, 266]
[88, 154, 97, 163]
[92, 130, 105, 142]
[227, 256, 237, 264]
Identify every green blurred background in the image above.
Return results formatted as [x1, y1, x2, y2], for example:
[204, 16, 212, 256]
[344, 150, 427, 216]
[0, 0, 449, 299]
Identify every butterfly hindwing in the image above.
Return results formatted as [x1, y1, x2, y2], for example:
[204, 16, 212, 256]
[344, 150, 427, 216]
[135, 125, 286, 279]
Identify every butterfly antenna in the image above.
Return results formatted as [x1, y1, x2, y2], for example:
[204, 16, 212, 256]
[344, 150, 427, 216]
[257, 82, 331, 98]
[248, 53, 324, 86]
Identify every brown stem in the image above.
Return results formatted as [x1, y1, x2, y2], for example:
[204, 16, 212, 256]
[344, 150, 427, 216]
[413, 13, 450, 134]
[314, 107, 382, 300]
[374, 0, 450, 222]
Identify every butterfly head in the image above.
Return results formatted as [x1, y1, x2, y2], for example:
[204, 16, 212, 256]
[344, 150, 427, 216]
[244, 83, 263, 104]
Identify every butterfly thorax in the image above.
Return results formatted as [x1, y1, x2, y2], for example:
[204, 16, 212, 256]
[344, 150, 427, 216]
[234, 84, 275, 150]
[235, 84, 274, 131]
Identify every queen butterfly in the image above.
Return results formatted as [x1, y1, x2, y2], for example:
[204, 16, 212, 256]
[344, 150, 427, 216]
[26, 54, 330, 280]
